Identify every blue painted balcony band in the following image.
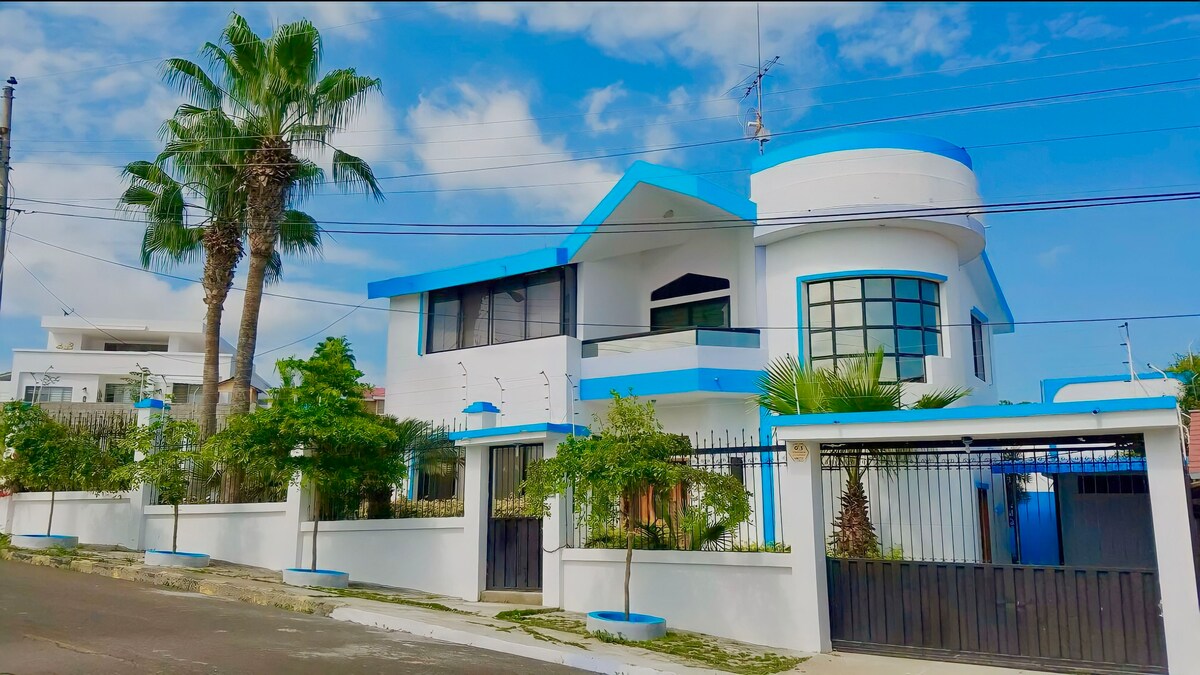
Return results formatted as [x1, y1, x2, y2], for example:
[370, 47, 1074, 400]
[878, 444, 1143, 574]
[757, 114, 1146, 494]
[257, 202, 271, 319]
[448, 422, 590, 441]
[579, 368, 762, 401]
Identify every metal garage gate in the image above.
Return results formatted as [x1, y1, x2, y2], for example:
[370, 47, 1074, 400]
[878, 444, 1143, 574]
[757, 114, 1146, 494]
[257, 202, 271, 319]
[822, 435, 1167, 674]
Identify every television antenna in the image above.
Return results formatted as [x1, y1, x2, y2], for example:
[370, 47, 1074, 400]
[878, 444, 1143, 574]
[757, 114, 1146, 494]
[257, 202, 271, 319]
[737, 4, 779, 155]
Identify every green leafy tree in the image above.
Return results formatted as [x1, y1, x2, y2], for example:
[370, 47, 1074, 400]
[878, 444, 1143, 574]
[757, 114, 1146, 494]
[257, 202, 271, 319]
[112, 418, 203, 553]
[209, 337, 446, 571]
[523, 393, 750, 621]
[120, 364, 164, 403]
[1167, 350, 1200, 417]
[0, 403, 129, 536]
[754, 348, 969, 558]
[161, 12, 383, 414]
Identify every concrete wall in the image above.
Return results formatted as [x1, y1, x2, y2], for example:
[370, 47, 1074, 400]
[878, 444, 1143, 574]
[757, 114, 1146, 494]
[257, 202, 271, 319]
[299, 519, 473, 599]
[143, 502, 292, 570]
[5, 491, 140, 548]
[1052, 377, 1183, 403]
[1058, 475, 1156, 568]
[560, 549, 803, 650]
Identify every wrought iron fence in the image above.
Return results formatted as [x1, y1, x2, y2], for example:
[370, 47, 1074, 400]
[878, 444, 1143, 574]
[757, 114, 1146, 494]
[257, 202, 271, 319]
[819, 434, 1150, 565]
[565, 444, 789, 553]
[318, 448, 467, 521]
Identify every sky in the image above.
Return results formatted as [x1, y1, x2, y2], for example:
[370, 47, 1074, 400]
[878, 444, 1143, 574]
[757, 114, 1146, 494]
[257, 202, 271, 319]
[0, 1, 1198, 404]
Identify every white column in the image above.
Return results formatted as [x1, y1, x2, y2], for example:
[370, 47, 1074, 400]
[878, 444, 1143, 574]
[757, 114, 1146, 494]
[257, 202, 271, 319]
[129, 401, 166, 551]
[541, 434, 567, 607]
[0, 494, 13, 535]
[283, 471, 309, 570]
[461, 443, 489, 601]
[1143, 427, 1200, 671]
[780, 438, 832, 653]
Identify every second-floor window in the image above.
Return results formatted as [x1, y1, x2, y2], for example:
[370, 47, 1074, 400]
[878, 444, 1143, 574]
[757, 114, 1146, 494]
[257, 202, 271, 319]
[806, 276, 941, 383]
[104, 342, 168, 352]
[426, 267, 575, 353]
[972, 315, 987, 382]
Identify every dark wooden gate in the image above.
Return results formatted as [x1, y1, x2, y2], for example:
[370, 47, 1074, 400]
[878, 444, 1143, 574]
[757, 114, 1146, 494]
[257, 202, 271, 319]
[486, 444, 543, 591]
[827, 557, 1167, 673]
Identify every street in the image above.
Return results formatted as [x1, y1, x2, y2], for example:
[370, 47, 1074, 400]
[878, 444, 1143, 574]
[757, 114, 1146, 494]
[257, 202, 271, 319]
[0, 560, 581, 674]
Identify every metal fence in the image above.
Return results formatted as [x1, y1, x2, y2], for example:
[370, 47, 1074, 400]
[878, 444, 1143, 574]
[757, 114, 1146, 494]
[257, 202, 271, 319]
[318, 449, 466, 521]
[565, 444, 789, 552]
[820, 434, 1150, 565]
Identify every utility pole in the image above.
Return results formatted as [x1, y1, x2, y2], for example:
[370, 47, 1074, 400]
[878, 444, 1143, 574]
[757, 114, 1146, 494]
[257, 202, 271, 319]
[0, 76, 16, 319]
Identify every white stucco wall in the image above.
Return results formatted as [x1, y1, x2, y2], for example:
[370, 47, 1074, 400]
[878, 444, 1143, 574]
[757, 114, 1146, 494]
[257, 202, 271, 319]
[299, 519, 473, 599]
[1051, 377, 1183, 403]
[7, 491, 139, 547]
[143, 502, 291, 569]
[561, 549, 804, 650]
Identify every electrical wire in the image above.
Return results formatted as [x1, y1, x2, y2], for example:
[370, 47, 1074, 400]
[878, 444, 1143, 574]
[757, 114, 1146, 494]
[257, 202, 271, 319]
[8, 229, 1200, 333]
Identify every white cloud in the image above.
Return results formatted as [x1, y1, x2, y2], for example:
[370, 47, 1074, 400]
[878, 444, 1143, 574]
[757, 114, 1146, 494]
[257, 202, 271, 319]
[406, 82, 621, 220]
[1045, 12, 1127, 41]
[838, 5, 972, 68]
[1037, 245, 1070, 269]
[1151, 14, 1200, 31]
[582, 83, 627, 132]
[266, 2, 381, 40]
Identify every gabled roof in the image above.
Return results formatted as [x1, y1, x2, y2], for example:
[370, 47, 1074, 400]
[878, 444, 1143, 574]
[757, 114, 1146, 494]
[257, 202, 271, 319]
[366, 161, 755, 299]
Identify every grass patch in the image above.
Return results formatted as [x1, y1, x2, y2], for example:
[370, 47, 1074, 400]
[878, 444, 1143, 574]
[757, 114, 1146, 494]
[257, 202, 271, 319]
[593, 629, 804, 674]
[315, 587, 474, 615]
[0, 532, 10, 550]
[496, 608, 589, 636]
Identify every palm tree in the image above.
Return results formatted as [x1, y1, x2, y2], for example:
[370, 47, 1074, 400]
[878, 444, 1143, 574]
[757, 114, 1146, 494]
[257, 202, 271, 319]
[120, 114, 323, 437]
[755, 348, 970, 558]
[160, 13, 383, 414]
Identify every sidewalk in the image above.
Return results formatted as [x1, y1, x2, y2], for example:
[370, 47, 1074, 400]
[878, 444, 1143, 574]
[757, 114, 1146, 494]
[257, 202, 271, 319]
[0, 543, 1063, 675]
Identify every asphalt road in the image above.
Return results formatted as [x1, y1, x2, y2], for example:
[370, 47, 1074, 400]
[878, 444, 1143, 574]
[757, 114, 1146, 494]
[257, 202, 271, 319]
[0, 560, 581, 674]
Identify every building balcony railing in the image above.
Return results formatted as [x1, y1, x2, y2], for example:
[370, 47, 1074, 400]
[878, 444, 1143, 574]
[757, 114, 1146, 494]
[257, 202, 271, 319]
[581, 328, 760, 358]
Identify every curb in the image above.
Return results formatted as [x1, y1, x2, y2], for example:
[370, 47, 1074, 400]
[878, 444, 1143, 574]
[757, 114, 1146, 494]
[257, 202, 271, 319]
[331, 606, 673, 675]
[1, 548, 679, 674]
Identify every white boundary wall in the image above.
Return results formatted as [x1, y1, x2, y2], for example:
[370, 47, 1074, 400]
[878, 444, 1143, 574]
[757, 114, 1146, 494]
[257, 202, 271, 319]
[144, 502, 292, 570]
[4, 491, 140, 548]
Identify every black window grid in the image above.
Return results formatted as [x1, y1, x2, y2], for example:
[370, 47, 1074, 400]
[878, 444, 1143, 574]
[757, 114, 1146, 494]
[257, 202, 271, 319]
[426, 266, 575, 354]
[806, 277, 941, 383]
[971, 316, 987, 382]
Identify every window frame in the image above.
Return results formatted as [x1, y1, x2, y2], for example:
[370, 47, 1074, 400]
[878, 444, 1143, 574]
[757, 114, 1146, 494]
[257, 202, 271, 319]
[24, 385, 73, 402]
[649, 296, 732, 331]
[425, 266, 576, 354]
[971, 314, 987, 382]
[806, 276, 942, 383]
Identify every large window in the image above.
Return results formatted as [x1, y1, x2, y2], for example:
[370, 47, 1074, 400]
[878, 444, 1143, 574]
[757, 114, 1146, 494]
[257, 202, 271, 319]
[971, 315, 987, 382]
[103, 342, 168, 352]
[172, 383, 204, 403]
[104, 383, 136, 403]
[806, 276, 941, 382]
[650, 297, 730, 330]
[426, 267, 575, 353]
[24, 386, 72, 402]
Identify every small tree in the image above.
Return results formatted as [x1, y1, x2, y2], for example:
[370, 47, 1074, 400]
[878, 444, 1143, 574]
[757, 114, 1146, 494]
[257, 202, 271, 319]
[0, 402, 119, 537]
[1167, 350, 1200, 419]
[210, 337, 443, 571]
[113, 417, 202, 553]
[121, 364, 164, 403]
[523, 393, 750, 621]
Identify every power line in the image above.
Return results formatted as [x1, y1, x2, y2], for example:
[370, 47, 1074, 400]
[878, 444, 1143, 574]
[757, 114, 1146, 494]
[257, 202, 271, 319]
[9, 229, 1200, 332]
[19, 35, 1200, 145]
[11, 190, 1200, 234]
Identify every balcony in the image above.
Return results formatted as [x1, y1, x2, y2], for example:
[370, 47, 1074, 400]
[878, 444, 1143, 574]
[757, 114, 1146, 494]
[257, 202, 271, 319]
[579, 328, 765, 400]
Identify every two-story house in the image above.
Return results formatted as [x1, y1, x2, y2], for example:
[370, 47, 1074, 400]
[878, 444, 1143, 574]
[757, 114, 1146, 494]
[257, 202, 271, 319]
[6, 316, 270, 405]
[369, 131, 1012, 443]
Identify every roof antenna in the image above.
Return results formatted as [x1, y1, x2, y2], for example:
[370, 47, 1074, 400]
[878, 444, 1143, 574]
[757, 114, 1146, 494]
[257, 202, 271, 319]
[739, 4, 779, 155]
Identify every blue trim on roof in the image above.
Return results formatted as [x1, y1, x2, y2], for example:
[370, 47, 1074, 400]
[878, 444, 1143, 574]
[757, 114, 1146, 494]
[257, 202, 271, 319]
[133, 399, 167, 409]
[768, 397, 1178, 427]
[448, 422, 590, 441]
[796, 269, 948, 284]
[991, 457, 1146, 475]
[1040, 372, 1189, 403]
[752, 131, 973, 173]
[579, 368, 762, 401]
[980, 251, 1015, 329]
[970, 307, 989, 323]
[462, 401, 500, 414]
[368, 247, 569, 299]
[366, 162, 756, 298]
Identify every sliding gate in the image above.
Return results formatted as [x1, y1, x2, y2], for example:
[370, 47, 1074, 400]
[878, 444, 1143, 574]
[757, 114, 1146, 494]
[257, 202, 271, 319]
[822, 435, 1167, 673]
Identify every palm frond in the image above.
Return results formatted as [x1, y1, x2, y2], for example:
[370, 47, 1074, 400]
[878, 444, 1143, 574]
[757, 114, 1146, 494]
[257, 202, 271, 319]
[160, 58, 222, 108]
[267, 19, 322, 92]
[331, 149, 384, 200]
[754, 354, 826, 415]
[819, 349, 902, 412]
[311, 69, 381, 129]
[276, 210, 322, 258]
[910, 387, 972, 410]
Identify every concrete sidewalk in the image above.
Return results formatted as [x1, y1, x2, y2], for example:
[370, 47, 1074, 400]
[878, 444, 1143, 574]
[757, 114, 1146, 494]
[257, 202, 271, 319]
[0, 544, 1063, 675]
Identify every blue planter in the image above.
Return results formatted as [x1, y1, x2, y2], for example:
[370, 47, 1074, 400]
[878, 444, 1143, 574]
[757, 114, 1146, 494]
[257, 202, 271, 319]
[11, 534, 78, 550]
[586, 611, 667, 641]
[144, 550, 210, 568]
[283, 568, 349, 588]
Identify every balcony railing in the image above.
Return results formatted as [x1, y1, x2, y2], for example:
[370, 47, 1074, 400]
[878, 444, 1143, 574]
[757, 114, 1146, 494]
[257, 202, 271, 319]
[581, 328, 760, 358]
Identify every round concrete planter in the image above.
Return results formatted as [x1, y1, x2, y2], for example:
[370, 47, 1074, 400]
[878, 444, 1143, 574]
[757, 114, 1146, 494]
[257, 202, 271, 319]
[283, 568, 349, 588]
[11, 534, 79, 550]
[144, 550, 210, 568]
[586, 611, 667, 641]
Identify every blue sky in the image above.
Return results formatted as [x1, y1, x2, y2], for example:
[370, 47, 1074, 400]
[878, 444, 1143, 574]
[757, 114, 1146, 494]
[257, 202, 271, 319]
[1, 2, 1198, 403]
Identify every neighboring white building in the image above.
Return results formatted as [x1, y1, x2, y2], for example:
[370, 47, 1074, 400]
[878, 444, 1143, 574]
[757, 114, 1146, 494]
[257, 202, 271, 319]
[1041, 371, 1187, 403]
[369, 131, 1012, 439]
[6, 316, 269, 404]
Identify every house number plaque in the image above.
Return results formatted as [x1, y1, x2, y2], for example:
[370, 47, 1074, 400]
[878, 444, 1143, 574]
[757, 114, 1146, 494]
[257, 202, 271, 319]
[787, 442, 809, 462]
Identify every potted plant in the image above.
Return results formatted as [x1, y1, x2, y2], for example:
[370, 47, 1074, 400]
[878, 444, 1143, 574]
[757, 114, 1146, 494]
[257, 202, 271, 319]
[114, 417, 211, 568]
[523, 392, 750, 640]
[211, 337, 440, 588]
[0, 402, 109, 550]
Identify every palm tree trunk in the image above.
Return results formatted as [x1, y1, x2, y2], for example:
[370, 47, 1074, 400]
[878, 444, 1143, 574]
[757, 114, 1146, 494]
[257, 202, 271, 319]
[834, 466, 879, 558]
[230, 247, 270, 413]
[199, 223, 241, 438]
